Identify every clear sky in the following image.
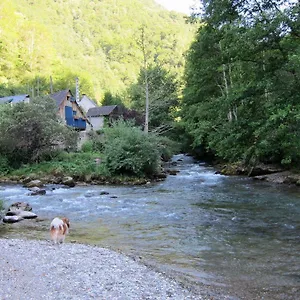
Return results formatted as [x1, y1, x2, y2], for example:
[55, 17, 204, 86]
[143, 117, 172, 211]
[155, 0, 197, 15]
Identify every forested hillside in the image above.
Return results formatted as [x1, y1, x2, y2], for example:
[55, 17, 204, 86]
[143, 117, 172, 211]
[181, 0, 300, 167]
[0, 0, 195, 101]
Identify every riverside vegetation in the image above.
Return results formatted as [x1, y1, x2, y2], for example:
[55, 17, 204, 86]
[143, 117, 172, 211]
[0, 1, 299, 182]
[0, 97, 177, 185]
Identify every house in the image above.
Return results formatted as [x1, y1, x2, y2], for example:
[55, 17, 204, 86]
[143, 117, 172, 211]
[86, 105, 124, 130]
[77, 94, 98, 114]
[50, 89, 90, 131]
[0, 94, 30, 105]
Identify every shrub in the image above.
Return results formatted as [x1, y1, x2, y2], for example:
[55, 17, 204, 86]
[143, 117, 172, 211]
[81, 140, 94, 153]
[156, 136, 180, 162]
[0, 155, 10, 175]
[0, 96, 78, 167]
[10, 151, 105, 180]
[102, 120, 161, 177]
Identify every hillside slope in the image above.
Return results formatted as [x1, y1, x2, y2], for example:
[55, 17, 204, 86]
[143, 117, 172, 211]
[0, 0, 195, 101]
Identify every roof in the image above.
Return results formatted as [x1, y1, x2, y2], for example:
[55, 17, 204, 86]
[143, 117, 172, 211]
[87, 105, 118, 117]
[0, 94, 30, 104]
[50, 89, 72, 107]
[80, 95, 98, 107]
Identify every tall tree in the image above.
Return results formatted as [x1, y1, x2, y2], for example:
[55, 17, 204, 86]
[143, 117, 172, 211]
[129, 65, 179, 134]
[182, 0, 300, 166]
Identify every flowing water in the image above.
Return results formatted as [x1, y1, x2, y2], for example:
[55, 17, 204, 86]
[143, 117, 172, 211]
[1, 154, 300, 299]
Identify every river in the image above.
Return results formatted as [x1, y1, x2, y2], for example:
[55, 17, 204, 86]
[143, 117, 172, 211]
[1, 154, 300, 299]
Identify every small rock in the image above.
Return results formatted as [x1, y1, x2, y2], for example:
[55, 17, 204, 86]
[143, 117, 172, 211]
[28, 187, 46, 196]
[62, 176, 75, 187]
[167, 169, 179, 176]
[25, 180, 44, 188]
[100, 191, 109, 195]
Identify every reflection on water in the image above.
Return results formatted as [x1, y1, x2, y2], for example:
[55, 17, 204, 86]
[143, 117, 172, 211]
[1, 154, 300, 299]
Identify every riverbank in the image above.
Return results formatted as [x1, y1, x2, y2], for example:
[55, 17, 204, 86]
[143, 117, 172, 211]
[1, 157, 299, 300]
[217, 162, 300, 187]
[0, 238, 222, 300]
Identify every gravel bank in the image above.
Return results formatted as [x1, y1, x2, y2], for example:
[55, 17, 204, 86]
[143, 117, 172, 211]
[0, 238, 210, 300]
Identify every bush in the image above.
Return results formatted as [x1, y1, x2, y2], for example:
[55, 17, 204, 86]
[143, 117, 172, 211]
[89, 131, 105, 152]
[102, 120, 161, 177]
[81, 141, 94, 153]
[156, 136, 180, 162]
[0, 155, 10, 175]
[10, 151, 105, 180]
[0, 96, 78, 167]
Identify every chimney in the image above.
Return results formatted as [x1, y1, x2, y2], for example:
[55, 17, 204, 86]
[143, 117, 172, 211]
[75, 77, 80, 102]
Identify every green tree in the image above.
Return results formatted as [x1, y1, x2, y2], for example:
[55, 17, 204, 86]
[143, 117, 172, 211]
[0, 96, 78, 167]
[3, 0, 195, 100]
[129, 65, 179, 134]
[102, 91, 124, 106]
[182, 0, 300, 166]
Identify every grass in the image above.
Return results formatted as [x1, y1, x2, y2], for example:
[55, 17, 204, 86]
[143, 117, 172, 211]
[9, 151, 107, 180]
[5, 151, 148, 184]
[0, 199, 4, 211]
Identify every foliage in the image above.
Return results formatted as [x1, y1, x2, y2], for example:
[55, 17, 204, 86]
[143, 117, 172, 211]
[122, 108, 145, 127]
[102, 120, 161, 176]
[84, 131, 105, 152]
[156, 135, 180, 162]
[0, 155, 10, 175]
[0, 96, 78, 167]
[81, 141, 94, 153]
[0, 0, 195, 100]
[102, 92, 124, 106]
[181, 0, 300, 167]
[10, 151, 107, 181]
[128, 64, 180, 132]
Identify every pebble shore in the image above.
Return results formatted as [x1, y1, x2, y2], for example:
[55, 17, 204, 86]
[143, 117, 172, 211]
[0, 238, 210, 300]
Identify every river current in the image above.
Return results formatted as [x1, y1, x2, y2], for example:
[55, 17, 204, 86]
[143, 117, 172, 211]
[1, 154, 300, 299]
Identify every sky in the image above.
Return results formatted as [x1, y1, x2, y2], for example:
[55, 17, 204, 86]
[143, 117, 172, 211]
[155, 0, 198, 15]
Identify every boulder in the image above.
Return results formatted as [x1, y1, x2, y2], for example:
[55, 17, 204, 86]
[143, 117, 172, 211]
[247, 164, 284, 177]
[253, 171, 300, 185]
[18, 211, 38, 219]
[3, 202, 37, 224]
[28, 187, 46, 196]
[3, 215, 24, 223]
[84, 174, 92, 183]
[25, 180, 44, 188]
[166, 169, 179, 176]
[8, 202, 32, 213]
[100, 190, 109, 195]
[62, 176, 75, 187]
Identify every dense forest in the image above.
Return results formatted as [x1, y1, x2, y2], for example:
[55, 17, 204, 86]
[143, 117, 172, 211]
[0, 0, 195, 101]
[181, 0, 300, 168]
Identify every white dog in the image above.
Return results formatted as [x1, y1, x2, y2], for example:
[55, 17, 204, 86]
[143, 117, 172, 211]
[50, 217, 70, 244]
